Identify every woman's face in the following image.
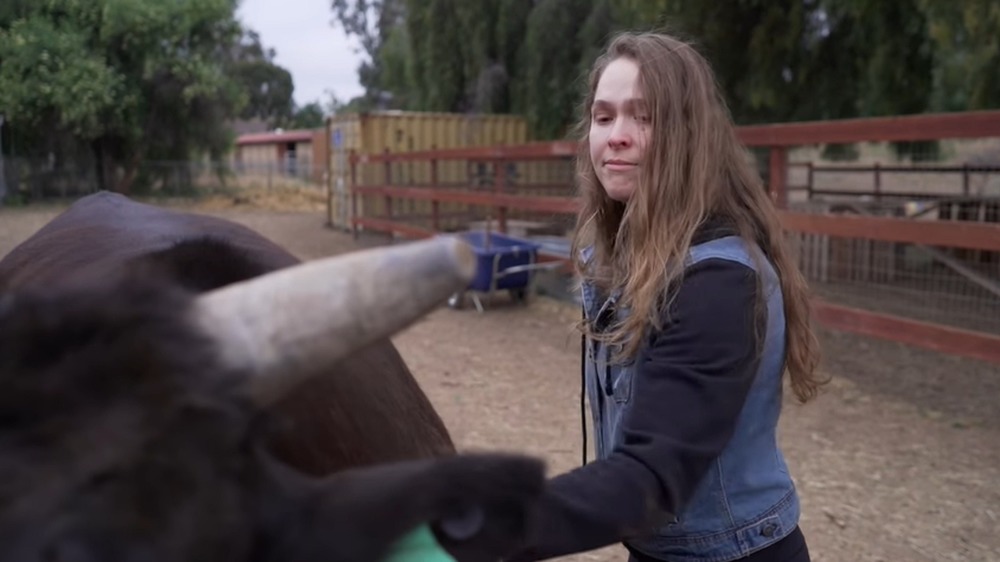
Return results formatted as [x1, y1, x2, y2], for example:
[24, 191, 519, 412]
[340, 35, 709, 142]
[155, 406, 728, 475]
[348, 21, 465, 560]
[588, 57, 650, 203]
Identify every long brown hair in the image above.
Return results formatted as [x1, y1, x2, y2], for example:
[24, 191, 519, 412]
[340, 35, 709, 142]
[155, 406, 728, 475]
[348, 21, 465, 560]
[571, 31, 825, 403]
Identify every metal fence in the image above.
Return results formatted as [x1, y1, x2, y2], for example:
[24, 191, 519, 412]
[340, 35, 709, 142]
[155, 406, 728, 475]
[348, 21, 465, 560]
[3, 112, 999, 363]
[341, 111, 1000, 364]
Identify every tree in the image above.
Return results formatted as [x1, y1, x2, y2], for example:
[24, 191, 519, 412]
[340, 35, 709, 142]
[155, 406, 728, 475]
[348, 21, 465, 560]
[921, 0, 1000, 112]
[406, 0, 468, 111]
[0, 6, 122, 139]
[290, 102, 326, 129]
[330, 0, 406, 108]
[0, 0, 252, 192]
[645, 0, 936, 159]
[515, 0, 593, 139]
[230, 29, 295, 128]
[330, 0, 996, 149]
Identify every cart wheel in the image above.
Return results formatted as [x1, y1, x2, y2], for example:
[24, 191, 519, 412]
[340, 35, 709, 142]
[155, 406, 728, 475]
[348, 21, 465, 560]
[447, 291, 465, 309]
[509, 288, 528, 304]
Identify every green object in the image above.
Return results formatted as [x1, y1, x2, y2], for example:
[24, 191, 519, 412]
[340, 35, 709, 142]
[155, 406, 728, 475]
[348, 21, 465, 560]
[382, 524, 457, 562]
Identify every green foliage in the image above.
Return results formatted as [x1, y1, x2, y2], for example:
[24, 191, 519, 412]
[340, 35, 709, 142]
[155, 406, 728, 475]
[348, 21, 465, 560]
[290, 102, 326, 129]
[330, 0, 405, 108]
[0, 0, 300, 193]
[377, 22, 413, 107]
[414, 0, 467, 111]
[575, 0, 615, 100]
[230, 30, 295, 127]
[334, 0, 1000, 146]
[0, 15, 121, 136]
[921, 0, 1000, 112]
[612, 0, 672, 29]
[516, 0, 593, 139]
[456, 0, 505, 113]
[647, 1, 774, 123]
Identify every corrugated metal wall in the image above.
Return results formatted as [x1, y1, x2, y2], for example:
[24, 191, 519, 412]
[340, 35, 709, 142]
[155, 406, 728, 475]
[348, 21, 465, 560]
[325, 111, 531, 229]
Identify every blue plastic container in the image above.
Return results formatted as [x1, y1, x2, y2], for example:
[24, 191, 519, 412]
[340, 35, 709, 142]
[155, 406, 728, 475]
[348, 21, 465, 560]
[452, 230, 541, 292]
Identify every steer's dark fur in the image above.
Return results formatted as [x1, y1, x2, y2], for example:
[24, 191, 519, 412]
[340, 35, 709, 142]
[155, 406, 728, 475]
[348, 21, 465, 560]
[0, 193, 456, 474]
[0, 193, 544, 562]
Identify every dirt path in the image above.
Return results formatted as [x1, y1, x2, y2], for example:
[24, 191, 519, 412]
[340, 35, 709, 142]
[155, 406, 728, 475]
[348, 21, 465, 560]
[2, 200, 998, 562]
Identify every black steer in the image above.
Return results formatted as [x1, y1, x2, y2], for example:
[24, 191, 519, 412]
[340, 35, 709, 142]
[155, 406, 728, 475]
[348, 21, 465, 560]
[0, 192, 545, 562]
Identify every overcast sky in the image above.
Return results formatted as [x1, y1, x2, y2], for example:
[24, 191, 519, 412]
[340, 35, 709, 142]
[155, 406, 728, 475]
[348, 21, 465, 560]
[236, 0, 365, 109]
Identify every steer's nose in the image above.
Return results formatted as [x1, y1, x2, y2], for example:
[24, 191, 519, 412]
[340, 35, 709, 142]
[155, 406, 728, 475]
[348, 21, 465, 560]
[438, 505, 485, 541]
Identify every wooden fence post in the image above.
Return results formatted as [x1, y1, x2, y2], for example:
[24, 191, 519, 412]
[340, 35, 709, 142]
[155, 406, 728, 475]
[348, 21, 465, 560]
[769, 147, 788, 209]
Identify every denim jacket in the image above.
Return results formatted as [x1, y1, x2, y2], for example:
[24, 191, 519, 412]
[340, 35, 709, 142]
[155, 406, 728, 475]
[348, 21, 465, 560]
[580, 235, 799, 562]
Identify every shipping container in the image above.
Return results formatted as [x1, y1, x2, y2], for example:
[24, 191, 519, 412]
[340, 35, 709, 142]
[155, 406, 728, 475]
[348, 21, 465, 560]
[325, 111, 530, 229]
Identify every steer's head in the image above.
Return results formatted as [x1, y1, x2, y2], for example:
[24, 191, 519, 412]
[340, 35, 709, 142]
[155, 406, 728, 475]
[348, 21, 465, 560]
[0, 237, 544, 562]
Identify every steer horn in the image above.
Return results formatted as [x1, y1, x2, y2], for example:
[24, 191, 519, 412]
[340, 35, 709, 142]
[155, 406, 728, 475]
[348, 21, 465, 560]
[194, 236, 477, 406]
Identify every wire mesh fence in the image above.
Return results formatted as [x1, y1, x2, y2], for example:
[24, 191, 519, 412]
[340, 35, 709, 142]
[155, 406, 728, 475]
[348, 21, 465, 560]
[784, 136, 1000, 338]
[0, 157, 327, 206]
[789, 231, 1000, 335]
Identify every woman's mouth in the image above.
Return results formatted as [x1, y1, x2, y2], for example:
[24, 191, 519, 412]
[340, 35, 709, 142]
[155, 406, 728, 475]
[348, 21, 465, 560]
[604, 159, 637, 171]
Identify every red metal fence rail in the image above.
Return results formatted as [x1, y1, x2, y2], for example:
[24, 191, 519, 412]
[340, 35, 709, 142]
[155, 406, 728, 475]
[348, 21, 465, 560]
[788, 162, 1000, 200]
[341, 111, 1000, 365]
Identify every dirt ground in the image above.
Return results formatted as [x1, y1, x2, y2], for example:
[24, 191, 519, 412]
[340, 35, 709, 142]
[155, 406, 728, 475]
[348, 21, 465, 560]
[2, 194, 999, 562]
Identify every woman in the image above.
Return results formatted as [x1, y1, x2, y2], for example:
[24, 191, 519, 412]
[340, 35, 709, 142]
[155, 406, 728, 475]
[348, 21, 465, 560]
[506, 31, 825, 562]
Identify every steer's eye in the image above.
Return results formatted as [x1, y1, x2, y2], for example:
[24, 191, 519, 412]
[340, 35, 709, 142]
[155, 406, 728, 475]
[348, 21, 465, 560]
[437, 505, 485, 541]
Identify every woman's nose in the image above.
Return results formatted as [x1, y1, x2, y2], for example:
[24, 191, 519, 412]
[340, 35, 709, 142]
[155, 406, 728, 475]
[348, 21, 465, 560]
[607, 120, 633, 149]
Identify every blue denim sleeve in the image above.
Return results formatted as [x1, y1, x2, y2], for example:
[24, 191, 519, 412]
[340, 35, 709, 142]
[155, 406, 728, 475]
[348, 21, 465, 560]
[507, 258, 763, 562]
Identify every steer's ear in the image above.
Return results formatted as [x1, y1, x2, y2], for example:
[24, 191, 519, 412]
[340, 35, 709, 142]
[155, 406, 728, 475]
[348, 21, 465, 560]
[258, 453, 544, 562]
